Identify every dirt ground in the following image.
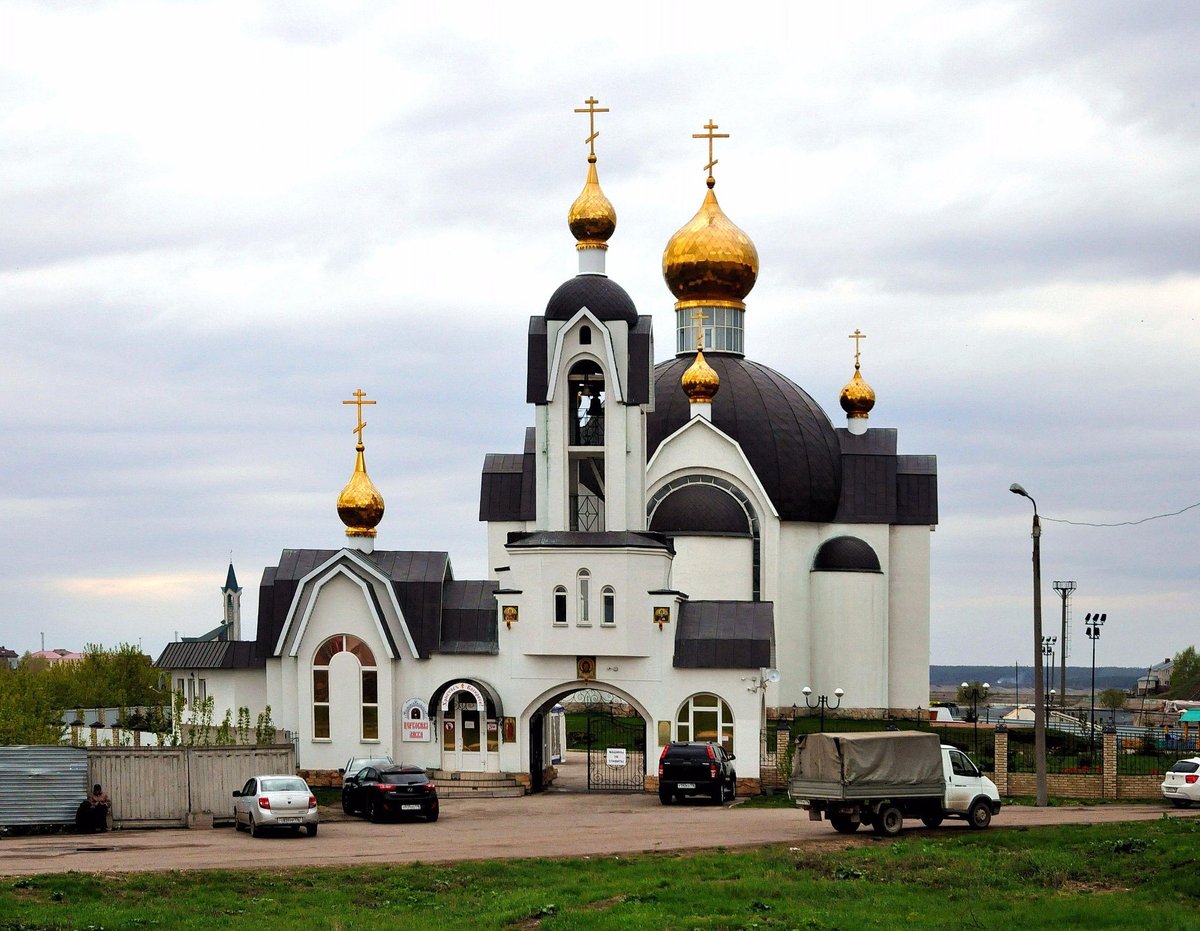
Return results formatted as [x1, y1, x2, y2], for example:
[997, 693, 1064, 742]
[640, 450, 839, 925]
[1, 793, 1194, 877]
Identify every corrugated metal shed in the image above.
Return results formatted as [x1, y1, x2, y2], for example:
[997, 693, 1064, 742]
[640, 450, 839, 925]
[0, 746, 88, 826]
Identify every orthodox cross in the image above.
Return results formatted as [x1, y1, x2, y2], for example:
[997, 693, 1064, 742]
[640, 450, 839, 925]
[691, 307, 709, 351]
[693, 119, 729, 184]
[574, 96, 609, 160]
[342, 388, 376, 445]
[848, 329, 866, 369]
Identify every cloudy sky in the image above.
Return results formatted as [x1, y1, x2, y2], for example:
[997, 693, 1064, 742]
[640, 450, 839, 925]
[2, 1, 1197, 672]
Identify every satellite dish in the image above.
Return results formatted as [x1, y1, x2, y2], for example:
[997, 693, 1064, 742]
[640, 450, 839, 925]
[766, 668, 781, 684]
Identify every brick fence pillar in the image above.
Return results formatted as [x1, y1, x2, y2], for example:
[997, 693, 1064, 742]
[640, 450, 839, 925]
[1102, 725, 1118, 799]
[993, 724, 1008, 795]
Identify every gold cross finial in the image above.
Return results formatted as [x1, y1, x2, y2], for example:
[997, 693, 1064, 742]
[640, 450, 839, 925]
[574, 95, 609, 161]
[848, 329, 866, 369]
[342, 388, 376, 446]
[693, 118, 729, 185]
[691, 307, 710, 351]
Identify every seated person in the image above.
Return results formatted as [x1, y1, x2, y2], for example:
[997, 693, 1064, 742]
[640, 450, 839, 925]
[81, 784, 110, 832]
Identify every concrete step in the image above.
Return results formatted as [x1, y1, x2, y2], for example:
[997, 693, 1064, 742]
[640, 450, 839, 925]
[436, 785, 526, 799]
[429, 770, 526, 798]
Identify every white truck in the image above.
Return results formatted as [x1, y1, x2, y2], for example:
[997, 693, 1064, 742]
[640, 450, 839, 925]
[788, 730, 1001, 836]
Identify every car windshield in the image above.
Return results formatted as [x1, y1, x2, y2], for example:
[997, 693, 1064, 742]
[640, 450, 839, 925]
[261, 777, 308, 792]
[1169, 760, 1200, 774]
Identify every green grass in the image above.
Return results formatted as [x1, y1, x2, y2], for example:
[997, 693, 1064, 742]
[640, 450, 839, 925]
[3, 818, 1199, 929]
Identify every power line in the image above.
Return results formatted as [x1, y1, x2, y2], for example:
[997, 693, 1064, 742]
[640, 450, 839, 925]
[1043, 500, 1200, 528]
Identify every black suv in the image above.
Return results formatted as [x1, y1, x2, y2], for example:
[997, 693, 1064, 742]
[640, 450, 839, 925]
[342, 765, 439, 822]
[657, 741, 737, 804]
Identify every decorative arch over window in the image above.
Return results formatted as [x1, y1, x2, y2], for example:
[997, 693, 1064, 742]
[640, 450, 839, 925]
[675, 693, 734, 751]
[602, 586, 615, 626]
[553, 586, 568, 626]
[648, 475, 762, 600]
[312, 634, 378, 741]
[577, 569, 591, 625]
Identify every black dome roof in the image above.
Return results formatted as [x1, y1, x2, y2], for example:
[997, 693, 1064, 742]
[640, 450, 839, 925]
[545, 274, 638, 325]
[647, 356, 842, 522]
[649, 483, 752, 536]
[813, 536, 881, 572]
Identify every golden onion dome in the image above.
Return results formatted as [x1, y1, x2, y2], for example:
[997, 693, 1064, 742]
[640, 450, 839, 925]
[681, 348, 720, 403]
[568, 156, 617, 249]
[662, 179, 759, 308]
[337, 443, 385, 537]
[839, 369, 876, 418]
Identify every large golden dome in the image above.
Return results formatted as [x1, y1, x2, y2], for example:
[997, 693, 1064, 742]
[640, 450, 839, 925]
[337, 443, 385, 537]
[662, 179, 759, 308]
[681, 348, 720, 402]
[568, 156, 616, 249]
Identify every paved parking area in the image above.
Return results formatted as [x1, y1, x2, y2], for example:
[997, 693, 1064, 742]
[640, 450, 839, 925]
[1, 795, 1193, 876]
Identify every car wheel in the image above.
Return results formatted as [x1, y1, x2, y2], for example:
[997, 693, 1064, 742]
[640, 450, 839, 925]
[249, 816, 259, 838]
[874, 805, 903, 837]
[921, 814, 944, 828]
[306, 823, 318, 837]
[234, 811, 244, 832]
[967, 799, 992, 830]
[369, 799, 382, 823]
[658, 789, 672, 805]
[426, 810, 439, 823]
[829, 814, 859, 834]
[712, 783, 724, 805]
[342, 795, 353, 815]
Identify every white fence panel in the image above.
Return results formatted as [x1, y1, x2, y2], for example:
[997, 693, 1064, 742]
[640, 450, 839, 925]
[89, 748, 189, 825]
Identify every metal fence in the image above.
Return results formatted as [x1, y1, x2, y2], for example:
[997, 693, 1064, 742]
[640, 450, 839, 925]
[1114, 730, 1187, 775]
[0, 746, 89, 827]
[1007, 727, 1101, 774]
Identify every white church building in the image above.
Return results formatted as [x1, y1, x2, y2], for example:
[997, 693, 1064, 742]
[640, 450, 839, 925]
[157, 103, 937, 790]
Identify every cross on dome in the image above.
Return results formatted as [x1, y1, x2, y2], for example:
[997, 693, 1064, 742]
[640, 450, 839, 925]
[342, 388, 376, 447]
[693, 119, 730, 187]
[574, 95, 610, 162]
[848, 329, 866, 369]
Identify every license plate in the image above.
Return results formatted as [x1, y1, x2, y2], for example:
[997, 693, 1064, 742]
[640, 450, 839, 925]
[677, 783, 696, 789]
[277, 817, 302, 824]
[1165, 786, 1177, 793]
[401, 804, 421, 810]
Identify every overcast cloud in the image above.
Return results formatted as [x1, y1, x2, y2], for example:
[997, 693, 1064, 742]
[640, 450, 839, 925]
[1, 0, 1197, 673]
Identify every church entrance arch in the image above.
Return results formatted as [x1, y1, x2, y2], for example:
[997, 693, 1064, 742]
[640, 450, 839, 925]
[525, 683, 648, 794]
[430, 679, 503, 773]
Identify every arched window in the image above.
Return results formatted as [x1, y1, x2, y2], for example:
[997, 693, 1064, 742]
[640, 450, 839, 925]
[553, 587, 568, 626]
[602, 586, 615, 626]
[579, 325, 592, 345]
[676, 693, 734, 751]
[312, 634, 377, 741]
[577, 569, 590, 625]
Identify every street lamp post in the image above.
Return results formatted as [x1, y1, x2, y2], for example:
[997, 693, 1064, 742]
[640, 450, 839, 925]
[1052, 581, 1076, 710]
[961, 682, 990, 756]
[1011, 483, 1048, 806]
[802, 686, 843, 732]
[1086, 612, 1106, 757]
[1042, 636, 1057, 706]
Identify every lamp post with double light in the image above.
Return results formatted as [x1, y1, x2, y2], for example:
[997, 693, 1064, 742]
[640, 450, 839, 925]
[1086, 612, 1106, 756]
[1010, 482, 1048, 806]
[802, 686, 843, 733]
[1042, 636, 1057, 703]
[961, 682, 990, 756]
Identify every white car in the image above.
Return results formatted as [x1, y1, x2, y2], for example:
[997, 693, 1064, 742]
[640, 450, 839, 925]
[232, 774, 319, 837]
[1161, 757, 1200, 807]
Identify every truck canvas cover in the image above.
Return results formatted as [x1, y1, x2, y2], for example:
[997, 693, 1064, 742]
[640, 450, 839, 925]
[791, 731, 943, 789]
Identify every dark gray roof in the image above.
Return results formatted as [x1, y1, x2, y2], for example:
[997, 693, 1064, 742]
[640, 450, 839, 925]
[628, 316, 654, 406]
[440, 580, 499, 654]
[507, 530, 674, 553]
[223, 562, 241, 593]
[674, 601, 774, 669]
[479, 428, 536, 522]
[545, 274, 638, 324]
[649, 356, 842, 522]
[649, 483, 751, 536]
[154, 640, 265, 670]
[813, 536, 882, 572]
[834, 429, 938, 525]
[257, 549, 496, 660]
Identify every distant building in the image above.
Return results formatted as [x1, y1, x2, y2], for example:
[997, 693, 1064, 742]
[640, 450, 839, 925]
[1137, 658, 1173, 695]
[28, 648, 84, 664]
[0, 646, 18, 669]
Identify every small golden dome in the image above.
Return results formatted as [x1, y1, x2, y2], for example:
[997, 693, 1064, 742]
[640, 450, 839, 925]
[662, 181, 759, 308]
[839, 369, 876, 418]
[568, 156, 616, 249]
[681, 348, 720, 403]
[337, 443, 385, 537]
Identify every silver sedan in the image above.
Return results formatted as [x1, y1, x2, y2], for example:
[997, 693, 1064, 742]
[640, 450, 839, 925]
[232, 775, 319, 837]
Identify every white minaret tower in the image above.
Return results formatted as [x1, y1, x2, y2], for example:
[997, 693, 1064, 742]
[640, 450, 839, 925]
[221, 561, 242, 640]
